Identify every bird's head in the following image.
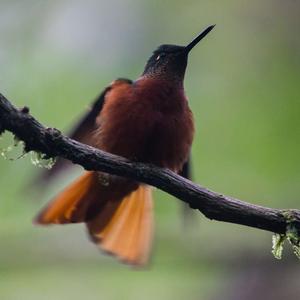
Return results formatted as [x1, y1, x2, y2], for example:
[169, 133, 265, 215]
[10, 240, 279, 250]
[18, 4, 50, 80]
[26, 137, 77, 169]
[142, 25, 215, 83]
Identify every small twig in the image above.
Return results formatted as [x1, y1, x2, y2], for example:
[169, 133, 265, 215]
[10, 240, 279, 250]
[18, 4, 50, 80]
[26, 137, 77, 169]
[0, 92, 299, 236]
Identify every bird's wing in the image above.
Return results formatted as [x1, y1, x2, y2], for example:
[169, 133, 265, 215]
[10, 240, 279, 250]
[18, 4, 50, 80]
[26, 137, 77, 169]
[179, 157, 191, 180]
[37, 78, 133, 184]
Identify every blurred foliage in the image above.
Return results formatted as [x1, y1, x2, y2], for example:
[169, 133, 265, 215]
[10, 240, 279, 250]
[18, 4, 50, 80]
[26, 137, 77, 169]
[0, 0, 299, 299]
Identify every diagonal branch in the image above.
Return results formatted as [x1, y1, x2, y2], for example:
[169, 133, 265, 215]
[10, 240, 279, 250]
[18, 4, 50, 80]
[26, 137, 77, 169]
[0, 93, 299, 236]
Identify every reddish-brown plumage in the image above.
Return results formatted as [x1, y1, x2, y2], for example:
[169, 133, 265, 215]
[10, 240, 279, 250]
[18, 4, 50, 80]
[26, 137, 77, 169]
[35, 77, 194, 265]
[36, 25, 214, 265]
[81, 77, 194, 223]
[96, 78, 194, 172]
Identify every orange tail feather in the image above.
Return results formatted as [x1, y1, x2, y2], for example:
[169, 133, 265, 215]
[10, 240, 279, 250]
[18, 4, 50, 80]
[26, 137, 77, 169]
[34, 172, 153, 265]
[34, 171, 97, 224]
[87, 185, 153, 265]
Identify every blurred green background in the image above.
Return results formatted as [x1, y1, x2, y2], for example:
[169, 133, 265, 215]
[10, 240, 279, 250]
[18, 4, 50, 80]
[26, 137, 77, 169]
[0, 0, 299, 299]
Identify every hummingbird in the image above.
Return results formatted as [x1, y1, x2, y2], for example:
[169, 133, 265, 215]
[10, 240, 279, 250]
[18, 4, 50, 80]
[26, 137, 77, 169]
[35, 25, 215, 265]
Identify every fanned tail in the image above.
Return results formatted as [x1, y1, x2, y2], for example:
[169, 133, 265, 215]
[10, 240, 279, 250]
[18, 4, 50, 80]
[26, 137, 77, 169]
[34, 172, 154, 265]
[34, 171, 98, 224]
[87, 185, 153, 266]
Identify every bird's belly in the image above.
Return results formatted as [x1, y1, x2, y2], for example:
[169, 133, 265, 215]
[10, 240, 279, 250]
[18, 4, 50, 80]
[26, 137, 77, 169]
[143, 110, 194, 172]
[96, 81, 194, 173]
[98, 108, 193, 173]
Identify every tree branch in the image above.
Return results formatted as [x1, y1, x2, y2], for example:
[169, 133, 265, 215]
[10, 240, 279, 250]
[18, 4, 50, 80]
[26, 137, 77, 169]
[0, 93, 299, 236]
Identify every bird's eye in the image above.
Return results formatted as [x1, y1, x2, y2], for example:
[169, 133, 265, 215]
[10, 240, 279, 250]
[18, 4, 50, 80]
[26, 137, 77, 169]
[156, 53, 166, 61]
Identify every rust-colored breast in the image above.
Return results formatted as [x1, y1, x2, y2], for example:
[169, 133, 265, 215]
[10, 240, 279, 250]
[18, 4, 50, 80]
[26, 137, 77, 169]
[94, 78, 194, 173]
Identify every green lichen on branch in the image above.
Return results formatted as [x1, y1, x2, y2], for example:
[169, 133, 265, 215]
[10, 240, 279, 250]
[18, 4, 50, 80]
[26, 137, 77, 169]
[272, 233, 286, 259]
[271, 210, 300, 260]
[286, 224, 300, 259]
[30, 151, 56, 169]
[0, 132, 56, 169]
[0, 134, 26, 160]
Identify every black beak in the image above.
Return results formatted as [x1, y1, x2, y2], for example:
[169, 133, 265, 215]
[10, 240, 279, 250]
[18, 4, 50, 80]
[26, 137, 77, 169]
[184, 25, 215, 53]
